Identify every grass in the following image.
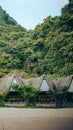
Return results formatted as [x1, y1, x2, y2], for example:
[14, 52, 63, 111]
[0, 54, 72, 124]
[0, 105, 65, 109]
[12, 104, 66, 109]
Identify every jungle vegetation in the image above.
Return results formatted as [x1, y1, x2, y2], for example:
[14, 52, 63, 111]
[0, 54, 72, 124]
[0, 0, 73, 78]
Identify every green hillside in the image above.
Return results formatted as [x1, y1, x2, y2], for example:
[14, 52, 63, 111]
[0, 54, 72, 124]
[0, 0, 73, 78]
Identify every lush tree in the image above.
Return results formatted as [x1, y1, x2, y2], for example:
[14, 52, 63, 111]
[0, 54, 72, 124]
[48, 85, 68, 107]
[12, 84, 37, 105]
[20, 85, 37, 105]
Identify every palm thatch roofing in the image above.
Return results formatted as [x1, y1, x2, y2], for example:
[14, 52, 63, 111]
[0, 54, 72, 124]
[30, 74, 54, 90]
[0, 74, 73, 93]
[54, 75, 73, 90]
[0, 74, 29, 93]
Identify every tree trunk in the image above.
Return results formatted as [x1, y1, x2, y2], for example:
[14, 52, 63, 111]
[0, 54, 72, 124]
[26, 99, 29, 106]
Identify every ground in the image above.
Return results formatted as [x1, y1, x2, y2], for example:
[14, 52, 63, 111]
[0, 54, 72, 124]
[0, 108, 73, 130]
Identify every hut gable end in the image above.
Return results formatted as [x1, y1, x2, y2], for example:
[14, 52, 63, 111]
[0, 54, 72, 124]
[11, 76, 17, 85]
[68, 78, 73, 92]
[40, 79, 49, 91]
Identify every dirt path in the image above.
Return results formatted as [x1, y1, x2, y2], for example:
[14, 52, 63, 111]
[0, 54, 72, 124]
[0, 108, 73, 130]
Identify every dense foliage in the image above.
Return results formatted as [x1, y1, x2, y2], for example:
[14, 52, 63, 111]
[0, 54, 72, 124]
[0, 0, 73, 78]
[48, 85, 68, 107]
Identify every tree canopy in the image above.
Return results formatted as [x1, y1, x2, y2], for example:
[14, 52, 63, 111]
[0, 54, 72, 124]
[0, 0, 73, 78]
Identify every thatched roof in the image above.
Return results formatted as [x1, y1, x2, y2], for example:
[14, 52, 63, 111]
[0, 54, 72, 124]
[54, 75, 73, 90]
[0, 74, 73, 93]
[30, 74, 54, 90]
[17, 76, 30, 85]
[0, 74, 29, 93]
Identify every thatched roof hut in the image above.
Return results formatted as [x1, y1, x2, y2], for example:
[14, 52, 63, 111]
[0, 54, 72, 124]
[0, 74, 29, 93]
[0, 74, 73, 93]
[54, 75, 73, 92]
[30, 74, 54, 91]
